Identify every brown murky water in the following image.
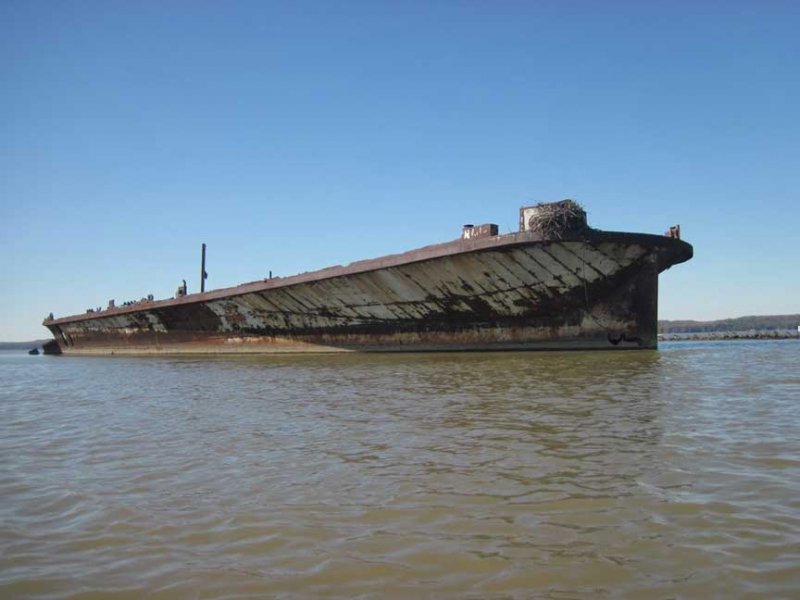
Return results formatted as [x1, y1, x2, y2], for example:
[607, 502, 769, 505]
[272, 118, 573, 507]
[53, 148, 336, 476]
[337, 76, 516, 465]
[1, 341, 798, 599]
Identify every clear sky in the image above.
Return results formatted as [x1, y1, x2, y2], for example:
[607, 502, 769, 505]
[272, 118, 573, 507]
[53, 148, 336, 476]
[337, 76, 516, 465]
[1, 0, 798, 341]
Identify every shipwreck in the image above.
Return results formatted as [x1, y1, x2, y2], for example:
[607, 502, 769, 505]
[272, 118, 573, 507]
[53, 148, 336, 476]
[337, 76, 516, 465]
[43, 200, 692, 354]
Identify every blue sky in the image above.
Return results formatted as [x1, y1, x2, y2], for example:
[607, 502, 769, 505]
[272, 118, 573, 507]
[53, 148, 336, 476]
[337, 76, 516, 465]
[1, 0, 798, 340]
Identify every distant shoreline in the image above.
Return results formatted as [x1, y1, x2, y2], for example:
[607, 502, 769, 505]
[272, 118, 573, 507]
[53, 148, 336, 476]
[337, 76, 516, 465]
[658, 313, 798, 335]
[0, 339, 52, 351]
[659, 331, 797, 342]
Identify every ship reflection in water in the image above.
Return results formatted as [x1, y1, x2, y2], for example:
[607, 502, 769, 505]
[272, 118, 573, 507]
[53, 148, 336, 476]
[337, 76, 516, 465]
[1, 341, 798, 598]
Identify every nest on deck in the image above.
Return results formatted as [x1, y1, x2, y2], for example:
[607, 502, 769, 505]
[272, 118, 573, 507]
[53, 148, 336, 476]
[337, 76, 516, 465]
[526, 199, 588, 238]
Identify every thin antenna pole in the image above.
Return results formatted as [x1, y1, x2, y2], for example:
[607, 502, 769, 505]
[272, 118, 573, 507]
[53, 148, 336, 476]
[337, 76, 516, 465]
[200, 243, 207, 293]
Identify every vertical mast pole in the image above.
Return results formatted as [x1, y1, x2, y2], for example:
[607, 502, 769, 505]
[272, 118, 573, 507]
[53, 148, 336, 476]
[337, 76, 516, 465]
[200, 243, 207, 293]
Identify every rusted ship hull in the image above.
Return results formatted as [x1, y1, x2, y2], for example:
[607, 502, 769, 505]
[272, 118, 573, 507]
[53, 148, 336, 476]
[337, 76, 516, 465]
[44, 228, 692, 355]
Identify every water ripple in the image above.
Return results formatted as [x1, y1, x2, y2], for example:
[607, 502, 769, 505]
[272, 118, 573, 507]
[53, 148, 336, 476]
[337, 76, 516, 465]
[1, 342, 799, 598]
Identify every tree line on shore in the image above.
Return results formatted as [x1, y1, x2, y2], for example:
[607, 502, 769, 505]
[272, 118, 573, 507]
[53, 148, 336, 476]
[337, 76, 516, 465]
[659, 314, 799, 334]
[0, 339, 52, 350]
